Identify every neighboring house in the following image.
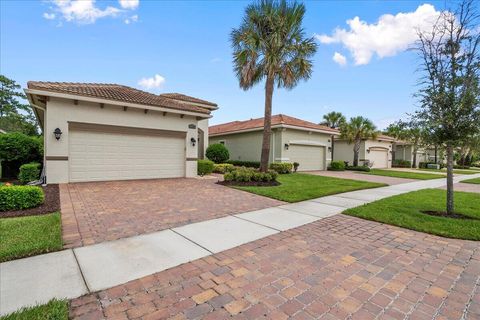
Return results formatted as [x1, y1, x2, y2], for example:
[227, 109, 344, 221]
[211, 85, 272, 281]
[393, 141, 428, 167]
[25, 82, 217, 183]
[209, 114, 340, 171]
[333, 135, 394, 168]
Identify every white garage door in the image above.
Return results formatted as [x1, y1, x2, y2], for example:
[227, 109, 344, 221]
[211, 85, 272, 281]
[69, 124, 185, 182]
[289, 144, 325, 171]
[369, 149, 388, 168]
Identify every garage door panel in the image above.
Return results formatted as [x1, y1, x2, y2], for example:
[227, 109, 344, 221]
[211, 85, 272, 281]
[288, 145, 325, 171]
[369, 150, 388, 168]
[69, 127, 185, 182]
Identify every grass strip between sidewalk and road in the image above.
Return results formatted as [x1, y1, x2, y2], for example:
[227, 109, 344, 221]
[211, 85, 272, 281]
[235, 173, 386, 203]
[363, 169, 445, 180]
[461, 177, 480, 184]
[0, 299, 68, 320]
[344, 189, 480, 240]
[0, 212, 63, 262]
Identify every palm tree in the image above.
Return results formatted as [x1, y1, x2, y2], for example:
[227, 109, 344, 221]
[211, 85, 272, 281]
[387, 121, 425, 168]
[231, 0, 317, 171]
[340, 116, 378, 166]
[321, 111, 346, 161]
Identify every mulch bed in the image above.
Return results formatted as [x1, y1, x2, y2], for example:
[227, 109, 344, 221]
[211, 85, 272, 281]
[421, 210, 479, 220]
[217, 181, 281, 187]
[0, 184, 60, 218]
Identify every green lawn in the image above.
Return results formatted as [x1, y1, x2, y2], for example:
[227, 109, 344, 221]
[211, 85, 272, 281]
[235, 173, 386, 202]
[0, 212, 63, 262]
[364, 169, 445, 180]
[0, 299, 68, 320]
[418, 168, 480, 175]
[344, 189, 480, 240]
[461, 177, 480, 184]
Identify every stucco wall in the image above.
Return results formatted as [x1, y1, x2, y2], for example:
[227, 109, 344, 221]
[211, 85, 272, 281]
[45, 97, 201, 183]
[209, 130, 279, 163]
[280, 129, 333, 167]
[333, 140, 365, 165]
[197, 119, 209, 158]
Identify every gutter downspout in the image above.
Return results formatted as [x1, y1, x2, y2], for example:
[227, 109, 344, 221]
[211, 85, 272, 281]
[30, 103, 47, 186]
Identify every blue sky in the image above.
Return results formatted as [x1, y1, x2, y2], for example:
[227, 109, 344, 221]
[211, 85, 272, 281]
[1, 0, 445, 128]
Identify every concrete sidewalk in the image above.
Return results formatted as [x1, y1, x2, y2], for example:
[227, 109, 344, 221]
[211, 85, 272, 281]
[1, 172, 479, 316]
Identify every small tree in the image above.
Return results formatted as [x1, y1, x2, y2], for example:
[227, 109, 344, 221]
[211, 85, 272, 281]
[414, 0, 480, 214]
[340, 117, 378, 166]
[386, 121, 426, 168]
[231, 0, 317, 172]
[321, 111, 346, 161]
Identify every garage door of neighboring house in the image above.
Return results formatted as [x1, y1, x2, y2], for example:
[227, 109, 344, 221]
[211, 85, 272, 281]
[289, 144, 325, 171]
[69, 123, 186, 182]
[369, 148, 388, 168]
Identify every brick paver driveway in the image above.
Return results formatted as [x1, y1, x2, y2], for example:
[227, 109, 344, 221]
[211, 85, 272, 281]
[60, 178, 284, 248]
[306, 170, 416, 185]
[70, 215, 480, 320]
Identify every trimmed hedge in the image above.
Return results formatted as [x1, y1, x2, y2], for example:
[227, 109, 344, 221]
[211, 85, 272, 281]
[226, 160, 260, 168]
[392, 159, 411, 168]
[346, 165, 371, 172]
[453, 165, 471, 169]
[328, 161, 345, 171]
[0, 185, 44, 211]
[18, 162, 41, 184]
[269, 162, 293, 174]
[197, 160, 214, 176]
[213, 163, 235, 174]
[206, 144, 230, 164]
[224, 167, 278, 182]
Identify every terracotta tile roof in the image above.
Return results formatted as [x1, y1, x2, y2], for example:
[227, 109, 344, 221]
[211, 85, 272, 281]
[160, 93, 217, 107]
[27, 81, 212, 115]
[209, 114, 339, 135]
[377, 134, 395, 142]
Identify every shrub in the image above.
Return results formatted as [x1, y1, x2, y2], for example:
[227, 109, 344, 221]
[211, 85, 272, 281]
[0, 185, 44, 211]
[197, 159, 214, 176]
[293, 162, 300, 172]
[226, 160, 260, 168]
[213, 163, 235, 174]
[0, 133, 43, 178]
[328, 161, 345, 171]
[206, 144, 230, 164]
[18, 162, 41, 184]
[346, 165, 371, 172]
[392, 159, 412, 168]
[269, 162, 293, 174]
[453, 165, 470, 169]
[224, 167, 278, 183]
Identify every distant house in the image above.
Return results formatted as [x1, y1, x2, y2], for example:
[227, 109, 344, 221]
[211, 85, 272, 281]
[393, 141, 429, 167]
[333, 135, 395, 168]
[209, 114, 340, 171]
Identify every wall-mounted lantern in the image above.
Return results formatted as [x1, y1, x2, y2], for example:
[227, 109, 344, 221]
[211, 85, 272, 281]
[284, 143, 289, 150]
[328, 146, 332, 153]
[366, 149, 370, 153]
[54, 128, 62, 140]
[191, 137, 197, 146]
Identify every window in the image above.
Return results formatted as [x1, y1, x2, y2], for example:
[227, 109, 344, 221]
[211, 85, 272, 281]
[219, 140, 226, 145]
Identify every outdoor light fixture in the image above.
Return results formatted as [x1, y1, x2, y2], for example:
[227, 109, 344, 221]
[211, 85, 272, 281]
[367, 149, 370, 153]
[284, 143, 289, 150]
[328, 147, 332, 153]
[191, 137, 196, 146]
[54, 128, 62, 140]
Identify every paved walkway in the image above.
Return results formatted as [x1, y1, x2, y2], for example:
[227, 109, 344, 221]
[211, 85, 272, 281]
[439, 182, 480, 194]
[305, 170, 416, 185]
[60, 178, 284, 248]
[1, 173, 479, 317]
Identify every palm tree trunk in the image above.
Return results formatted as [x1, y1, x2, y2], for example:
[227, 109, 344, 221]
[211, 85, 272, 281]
[353, 139, 360, 166]
[446, 144, 454, 214]
[260, 75, 274, 172]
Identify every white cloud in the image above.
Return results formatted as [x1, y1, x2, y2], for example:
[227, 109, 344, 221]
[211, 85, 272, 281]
[43, 12, 56, 20]
[138, 74, 166, 90]
[374, 117, 398, 130]
[124, 14, 138, 24]
[317, 4, 442, 65]
[210, 57, 222, 63]
[119, 0, 139, 10]
[332, 52, 347, 66]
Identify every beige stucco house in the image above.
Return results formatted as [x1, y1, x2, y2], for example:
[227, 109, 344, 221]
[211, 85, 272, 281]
[333, 135, 394, 168]
[25, 82, 217, 183]
[393, 141, 429, 167]
[209, 114, 340, 171]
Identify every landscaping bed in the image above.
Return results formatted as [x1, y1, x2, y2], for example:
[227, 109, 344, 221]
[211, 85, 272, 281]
[0, 298, 68, 320]
[218, 180, 280, 187]
[0, 184, 59, 218]
[364, 169, 444, 180]
[235, 173, 385, 202]
[0, 212, 63, 262]
[344, 189, 480, 240]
